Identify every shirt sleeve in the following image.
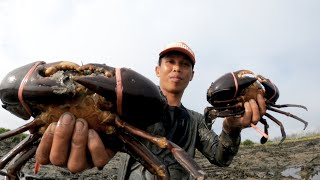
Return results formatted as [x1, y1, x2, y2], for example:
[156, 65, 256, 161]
[194, 111, 241, 167]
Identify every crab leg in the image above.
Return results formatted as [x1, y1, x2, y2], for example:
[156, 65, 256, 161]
[115, 118, 206, 180]
[258, 118, 269, 144]
[269, 103, 308, 111]
[214, 109, 244, 117]
[0, 171, 15, 179]
[206, 107, 269, 139]
[118, 133, 169, 179]
[265, 113, 286, 144]
[0, 119, 45, 141]
[6, 145, 38, 180]
[267, 106, 308, 130]
[0, 134, 40, 170]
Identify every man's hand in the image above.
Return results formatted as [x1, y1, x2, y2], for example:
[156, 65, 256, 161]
[223, 94, 267, 134]
[35, 112, 115, 173]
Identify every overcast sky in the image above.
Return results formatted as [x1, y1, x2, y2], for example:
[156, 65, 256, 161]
[0, 0, 319, 142]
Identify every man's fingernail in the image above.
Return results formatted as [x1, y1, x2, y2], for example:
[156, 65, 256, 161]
[61, 113, 73, 125]
[75, 120, 84, 132]
[244, 102, 249, 110]
[88, 129, 95, 138]
[50, 123, 57, 133]
[257, 94, 263, 98]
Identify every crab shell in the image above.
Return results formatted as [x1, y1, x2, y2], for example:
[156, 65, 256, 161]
[0, 61, 167, 131]
[0, 61, 207, 180]
[206, 70, 280, 108]
[205, 69, 308, 145]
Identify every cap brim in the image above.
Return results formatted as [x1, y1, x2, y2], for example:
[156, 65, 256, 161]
[159, 47, 195, 64]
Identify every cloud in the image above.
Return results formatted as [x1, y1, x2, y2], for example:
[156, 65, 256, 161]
[0, 0, 319, 142]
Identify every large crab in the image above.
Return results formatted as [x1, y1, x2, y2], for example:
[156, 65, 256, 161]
[0, 61, 205, 180]
[205, 70, 308, 144]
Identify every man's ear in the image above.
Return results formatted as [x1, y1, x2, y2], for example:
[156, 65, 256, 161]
[190, 70, 194, 81]
[155, 66, 160, 77]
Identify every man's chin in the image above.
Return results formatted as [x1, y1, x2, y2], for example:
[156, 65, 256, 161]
[168, 86, 185, 94]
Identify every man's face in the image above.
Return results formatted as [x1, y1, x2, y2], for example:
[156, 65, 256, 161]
[155, 52, 194, 95]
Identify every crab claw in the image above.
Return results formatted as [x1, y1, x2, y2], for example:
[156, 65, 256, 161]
[0, 61, 81, 120]
[0, 61, 46, 120]
[75, 67, 167, 128]
[207, 70, 257, 107]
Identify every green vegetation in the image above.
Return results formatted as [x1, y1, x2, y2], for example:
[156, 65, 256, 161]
[241, 139, 255, 146]
[0, 127, 10, 134]
[265, 130, 319, 145]
[240, 130, 320, 146]
[0, 127, 28, 143]
[242, 131, 320, 147]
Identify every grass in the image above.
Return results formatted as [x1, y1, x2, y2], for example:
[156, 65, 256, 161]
[241, 130, 320, 146]
[0, 127, 28, 143]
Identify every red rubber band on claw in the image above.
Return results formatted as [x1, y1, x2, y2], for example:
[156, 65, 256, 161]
[251, 123, 269, 139]
[116, 68, 123, 115]
[267, 80, 277, 102]
[231, 72, 238, 98]
[18, 61, 44, 117]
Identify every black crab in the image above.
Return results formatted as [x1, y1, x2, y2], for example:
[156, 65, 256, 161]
[205, 70, 308, 144]
[0, 61, 205, 180]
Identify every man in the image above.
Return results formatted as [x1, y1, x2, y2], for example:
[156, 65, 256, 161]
[36, 42, 266, 179]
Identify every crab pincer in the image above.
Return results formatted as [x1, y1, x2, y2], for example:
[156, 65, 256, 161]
[0, 61, 205, 179]
[205, 70, 308, 144]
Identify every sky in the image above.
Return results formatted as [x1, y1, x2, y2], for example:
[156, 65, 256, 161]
[0, 0, 319, 142]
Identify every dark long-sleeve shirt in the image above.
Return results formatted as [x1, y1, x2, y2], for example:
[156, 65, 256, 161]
[117, 105, 241, 180]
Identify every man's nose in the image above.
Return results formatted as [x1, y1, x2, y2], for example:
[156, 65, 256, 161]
[173, 64, 181, 72]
